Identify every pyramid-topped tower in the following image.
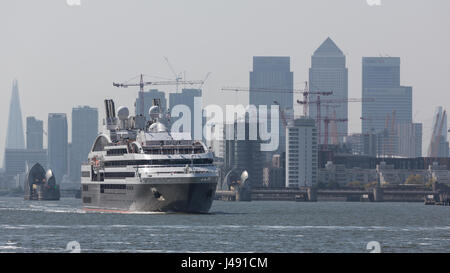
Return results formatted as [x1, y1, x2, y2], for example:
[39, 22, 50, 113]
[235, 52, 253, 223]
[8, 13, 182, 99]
[313, 37, 344, 56]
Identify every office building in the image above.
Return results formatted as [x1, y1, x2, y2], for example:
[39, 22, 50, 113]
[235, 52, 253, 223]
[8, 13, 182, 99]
[169, 88, 203, 140]
[286, 118, 318, 188]
[309, 37, 348, 144]
[48, 113, 68, 181]
[362, 57, 412, 134]
[249, 56, 294, 156]
[135, 89, 167, 121]
[69, 106, 98, 182]
[26, 117, 44, 150]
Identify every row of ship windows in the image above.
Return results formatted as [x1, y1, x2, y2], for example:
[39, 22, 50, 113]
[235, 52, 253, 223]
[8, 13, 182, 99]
[143, 147, 205, 155]
[103, 159, 213, 167]
[82, 184, 134, 192]
[106, 148, 205, 156]
[91, 172, 135, 181]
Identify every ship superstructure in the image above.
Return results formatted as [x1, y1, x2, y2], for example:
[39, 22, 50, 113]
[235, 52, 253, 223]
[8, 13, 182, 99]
[81, 99, 218, 213]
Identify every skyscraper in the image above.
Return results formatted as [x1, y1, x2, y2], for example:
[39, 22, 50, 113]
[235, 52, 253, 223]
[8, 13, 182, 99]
[69, 106, 98, 182]
[135, 89, 167, 121]
[48, 113, 68, 181]
[26, 117, 43, 150]
[286, 118, 317, 188]
[249, 56, 293, 155]
[169, 88, 203, 140]
[361, 57, 412, 134]
[5, 79, 25, 150]
[363, 57, 400, 89]
[309, 37, 348, 144]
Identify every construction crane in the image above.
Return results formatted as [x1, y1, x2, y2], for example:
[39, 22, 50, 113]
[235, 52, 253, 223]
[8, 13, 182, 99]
[321, 115, 348, 146]
[113, 74, 204, 116]
[360, 115, 386, 134]
[164, 57, 183, 92]
[330, 110, 346, 145]
[222, 86, 301, 93]
[360, 112, 397, 157]
[273, 100, 288, 128]
[300, 82, 333, 116]
[221, 82, 332, 117]
[389, 110, 396, 156]
[198, 72, 212, 90]
[297, 97, 375, 144]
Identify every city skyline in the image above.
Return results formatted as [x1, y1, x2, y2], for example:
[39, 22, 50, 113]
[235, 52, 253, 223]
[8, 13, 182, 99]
[1, 0, 450, 165]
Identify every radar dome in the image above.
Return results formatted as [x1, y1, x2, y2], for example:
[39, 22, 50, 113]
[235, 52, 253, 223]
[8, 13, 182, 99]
[117, 106, 130, 121]
[149, 122, 167, 133]
[149, 105, 160, 120]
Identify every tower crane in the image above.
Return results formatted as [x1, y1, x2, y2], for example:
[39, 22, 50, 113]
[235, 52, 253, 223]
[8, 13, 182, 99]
[221, 82, 332, 117]
[300, 82, 333, 116]
[113, 74, 204, 116]
[360, 115, 387, 134]
[273, 100, 288, 128]
[164, 57, 183, 92]
[322, 115, 348, 146]
[297, 97, 375, 144]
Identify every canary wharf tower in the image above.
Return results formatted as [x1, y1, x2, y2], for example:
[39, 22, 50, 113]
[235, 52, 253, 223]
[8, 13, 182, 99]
[309, 37, 348, 144]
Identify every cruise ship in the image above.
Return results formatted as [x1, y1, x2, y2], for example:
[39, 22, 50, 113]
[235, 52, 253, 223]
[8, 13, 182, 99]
[81, 99, 218, 213]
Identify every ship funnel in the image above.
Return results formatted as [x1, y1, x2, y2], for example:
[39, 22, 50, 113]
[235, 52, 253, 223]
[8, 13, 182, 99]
[104, 99, 119, 129]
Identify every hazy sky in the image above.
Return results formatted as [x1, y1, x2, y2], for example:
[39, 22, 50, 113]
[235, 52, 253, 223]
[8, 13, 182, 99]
[1, 0, 450, 164]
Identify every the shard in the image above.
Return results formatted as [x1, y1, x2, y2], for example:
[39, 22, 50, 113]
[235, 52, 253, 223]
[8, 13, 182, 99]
[5, 79, 25, 150]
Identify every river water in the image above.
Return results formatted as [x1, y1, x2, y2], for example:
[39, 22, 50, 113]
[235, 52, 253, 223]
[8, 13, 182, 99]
[0, 197, 449, 253]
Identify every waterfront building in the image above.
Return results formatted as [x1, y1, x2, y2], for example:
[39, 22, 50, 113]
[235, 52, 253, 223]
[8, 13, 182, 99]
[48, 113, 68, 181]
[26, 117, 44, 150]
[286, 118, 318, 188]
[69, 106, 98, 182]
